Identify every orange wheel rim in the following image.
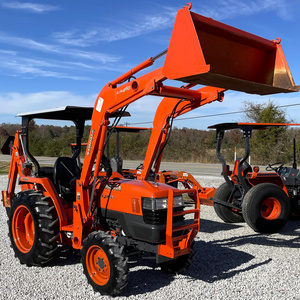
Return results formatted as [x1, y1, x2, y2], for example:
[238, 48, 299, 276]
[12, 205, 35, 253]
[86, 245, 110, 286]
[261, 197, 281, 220]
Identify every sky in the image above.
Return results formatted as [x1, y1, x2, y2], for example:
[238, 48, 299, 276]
[0, 0, 300, 130]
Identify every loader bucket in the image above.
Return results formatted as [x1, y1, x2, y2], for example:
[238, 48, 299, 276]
[163, 5, 299, 95]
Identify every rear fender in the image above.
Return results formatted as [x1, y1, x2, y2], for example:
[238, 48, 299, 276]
[247, 172, 288, 196]
[19, 175, 68, 226]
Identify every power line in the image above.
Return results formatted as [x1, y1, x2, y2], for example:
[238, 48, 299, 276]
[176, 110, 244, 121]
[127, 102, 300, 126]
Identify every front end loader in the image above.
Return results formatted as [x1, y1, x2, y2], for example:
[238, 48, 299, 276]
[1, 3, 298, 296]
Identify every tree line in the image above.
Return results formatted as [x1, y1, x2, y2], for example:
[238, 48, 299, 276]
[0, 101, 299, 165]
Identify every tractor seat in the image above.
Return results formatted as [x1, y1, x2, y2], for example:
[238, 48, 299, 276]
[233, 160, 253, 177]
[53, 157, 81, 202]
[241, 160, 252, 176]
[109, 156, 123, 173]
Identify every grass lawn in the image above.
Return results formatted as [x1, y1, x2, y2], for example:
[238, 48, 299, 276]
[0, 161, 9, 175]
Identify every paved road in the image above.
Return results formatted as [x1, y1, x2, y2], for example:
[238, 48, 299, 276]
[0, 154, 223, 177]
[123, 160, 223, 177]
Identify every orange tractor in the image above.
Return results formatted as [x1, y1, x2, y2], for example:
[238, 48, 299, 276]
[1, 4, 298, 296]
[210, 122, 300, 233]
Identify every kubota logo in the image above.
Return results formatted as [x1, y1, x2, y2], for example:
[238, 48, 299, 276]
[116, 85, 131, 95]
[86, 129, 95, 156]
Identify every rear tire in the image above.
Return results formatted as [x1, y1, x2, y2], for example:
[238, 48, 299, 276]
[81, 231, 128, 296]
[8, 190, 59, 266]
[213, 182, 244, 223]
[242, 183, 290, 233]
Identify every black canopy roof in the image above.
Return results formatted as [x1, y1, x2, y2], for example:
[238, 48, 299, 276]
[208, 122, 300, 131]
[18, 106, 130, 121]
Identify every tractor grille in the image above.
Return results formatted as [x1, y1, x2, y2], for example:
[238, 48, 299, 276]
[143, 207, 185, 225]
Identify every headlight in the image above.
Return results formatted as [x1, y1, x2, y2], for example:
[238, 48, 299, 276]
[142, 195, 184, 211]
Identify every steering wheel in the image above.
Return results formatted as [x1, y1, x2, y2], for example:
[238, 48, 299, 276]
[266, 162, 285, 173]
[136, 163, 143, 170]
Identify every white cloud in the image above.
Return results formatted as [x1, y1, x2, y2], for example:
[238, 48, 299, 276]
[0, 92, 160, 127]
[125, 95, 162, 125]
[0, 91, 97, 116]
[0, 50, 93, 80]
[50, 0, 293, 48]
[0, 34, 155, 81]
[52, 7, 176, 45]
[101, 13, 173, 43]
[1, 1, 60, 13]
[197, 0, 292, 21]
[0, 92, 162, 126]
[69, 49, 120, 63]
[0, 32, 120, 63]
[4, 62, 91, 80]
[52, 30, 101, 47]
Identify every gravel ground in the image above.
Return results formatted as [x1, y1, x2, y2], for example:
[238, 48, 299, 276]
[0, 174, 299, 300]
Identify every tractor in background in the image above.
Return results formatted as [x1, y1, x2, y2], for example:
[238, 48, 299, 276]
[210, 122, 300, 233]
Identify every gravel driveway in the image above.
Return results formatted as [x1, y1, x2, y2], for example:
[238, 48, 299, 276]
[0, 175, 299, 299]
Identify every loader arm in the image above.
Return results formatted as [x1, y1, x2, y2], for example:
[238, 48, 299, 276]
[138, 86, 225, 181]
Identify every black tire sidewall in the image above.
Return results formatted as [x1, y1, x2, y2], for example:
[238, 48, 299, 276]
[213, 182, 244, 223]
[242, 183, 290, 233]
[9, 194, 39, 264]
[81, 232, 127, 296]
[8, 191, 59, 266]
[81, 238, 114, 293]
[5, 207, 11, 217]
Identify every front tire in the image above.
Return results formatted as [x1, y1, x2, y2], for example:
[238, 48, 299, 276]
[8, 190, 59, 266]
[81, 231, 128, 296]
[213, 182, 244, 223]
[242, 183, 290, 233]
[5, 207, 10, 217]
